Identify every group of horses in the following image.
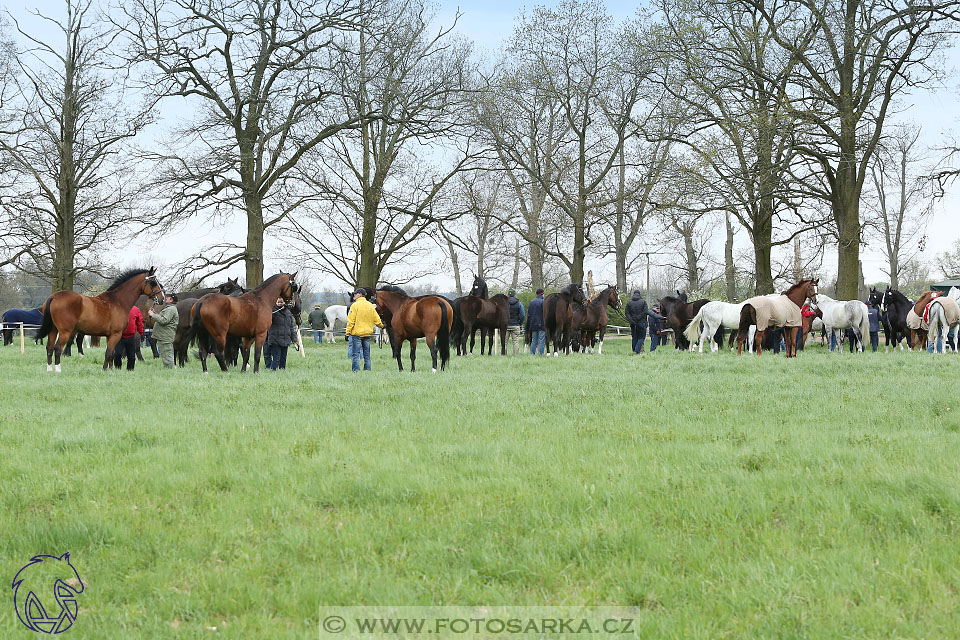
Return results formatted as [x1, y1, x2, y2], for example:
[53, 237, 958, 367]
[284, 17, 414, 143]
[12, 268, 960, 374]
[676, 279, 960, 356]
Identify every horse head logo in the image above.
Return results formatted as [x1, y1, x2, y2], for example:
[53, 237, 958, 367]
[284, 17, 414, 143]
[12, 553, 83, 634]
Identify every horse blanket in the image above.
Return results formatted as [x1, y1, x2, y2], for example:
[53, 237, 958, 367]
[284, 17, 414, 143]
[2, 308, 43, 327]
[931, 296, 960, 325]
[745, 295, 801, 330]
[906, 308, 924, 331]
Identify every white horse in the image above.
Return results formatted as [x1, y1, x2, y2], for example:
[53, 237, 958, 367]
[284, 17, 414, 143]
[810, 293, 869, 353]
[925, 287, 960, 353]
[684, 301, 746, 353]
[322, 305, 348, 343]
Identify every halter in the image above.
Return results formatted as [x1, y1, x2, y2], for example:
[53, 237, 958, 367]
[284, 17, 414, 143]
[146, 274, 165, 305]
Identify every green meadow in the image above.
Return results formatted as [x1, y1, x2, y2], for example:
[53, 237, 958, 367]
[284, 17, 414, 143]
[1, 337, 959, 638]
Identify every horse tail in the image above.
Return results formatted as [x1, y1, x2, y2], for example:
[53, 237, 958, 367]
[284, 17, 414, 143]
[684, 307, 704, 343]
[437, 299, 450, 370]
[859, 305, 870, 347]
[35, 297, 55, 341]
[191, 300, 209, 353]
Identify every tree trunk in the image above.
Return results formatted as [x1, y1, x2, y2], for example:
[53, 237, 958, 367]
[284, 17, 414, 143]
[793, 237, 802, 282]
[511, 238, 520, 291]
[725, 212, 736, 301]
[753, 209, 774, 294]
[244, 192, 265, 287]
[570, 202, 586, 285]
[615, 255, 627, 295]
[888, 253, 899, 289]
[834, 183, 861, 300]
[682, 229, 699, 292]
[448, 238, 462, 296]
[55, 8, 77, 293]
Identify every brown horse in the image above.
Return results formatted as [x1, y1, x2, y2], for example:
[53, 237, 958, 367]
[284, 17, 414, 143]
[375, 288, 452, 372]
[908, 291, 938, 349]
[736, 279, 819, 357]
[659, 292, 713, 350]
[36, 267, 164, 371]
[457, 276, 508, 355]
[577, 286, 622, 354]
[191, 273, 298, 373]
[544, 283, 586, 356]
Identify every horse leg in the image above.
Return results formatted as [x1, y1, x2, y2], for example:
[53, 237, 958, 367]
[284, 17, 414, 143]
[500, 325, 506, 356]
[103, 334, 122, 371]
[598, 327, 605, 355]
[409, 338, 417, 372]
[252, 337, 265, 373]
[45, 330, 58, 371]
[755, 330, 764, 356]
[426, 334, 438, 373]
[212, 336, 229, 372]
[240, 338, 253, 372]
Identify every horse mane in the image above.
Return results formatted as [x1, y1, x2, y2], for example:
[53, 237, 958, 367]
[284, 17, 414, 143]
[783, 279, 814, 296]
[106, 268, 150, 292]
[378, 284, 409, 297]
[253, 273, 289, 291]
[586, 285, 616, 305]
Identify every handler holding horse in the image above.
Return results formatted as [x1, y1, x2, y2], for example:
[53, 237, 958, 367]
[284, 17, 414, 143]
[736, 279, 818, 357]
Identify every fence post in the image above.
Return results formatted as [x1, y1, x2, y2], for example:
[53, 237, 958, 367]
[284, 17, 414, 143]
[20, 323, 25, 354]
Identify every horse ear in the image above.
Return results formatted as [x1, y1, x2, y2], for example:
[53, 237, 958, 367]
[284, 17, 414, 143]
[148, 266, 156, 275]
[290, 271, 298, 280]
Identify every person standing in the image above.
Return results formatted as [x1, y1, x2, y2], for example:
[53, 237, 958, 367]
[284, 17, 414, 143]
[624, 290, 664, 354]
[345, 288, 383, 371]
[506, 290, 526, 355]
[649, 305, 663, 352]
[149, 293, 180, 368]
[266, 298, 298, 370]
[308, 304, 325, 343]
[526, 288, 546, 355]
[867, 303, 880, 352]
[113, 304, 145, 371]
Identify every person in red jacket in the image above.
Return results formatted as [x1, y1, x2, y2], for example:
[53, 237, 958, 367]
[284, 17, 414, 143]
[113, 305, 145, 370]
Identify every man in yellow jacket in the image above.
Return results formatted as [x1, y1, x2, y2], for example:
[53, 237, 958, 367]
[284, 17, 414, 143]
[345, 288, 384, 371]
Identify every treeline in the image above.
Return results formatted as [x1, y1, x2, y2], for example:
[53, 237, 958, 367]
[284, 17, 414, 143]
[1, 0, 958, 301]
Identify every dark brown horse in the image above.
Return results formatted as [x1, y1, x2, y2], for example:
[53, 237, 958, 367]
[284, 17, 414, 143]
[577, 286, 621, 354]
[544, 283, 586, 356]
[375, 288, 452, 372]
[36, 267, 164, 371]
[456, 276, 508, 355]
[736, 279, 819, 357]
[191, 273, 298, 373]
[659, 291, 712, 350]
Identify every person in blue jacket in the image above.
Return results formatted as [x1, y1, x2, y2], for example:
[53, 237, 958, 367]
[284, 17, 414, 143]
[525, 289, 546, 355]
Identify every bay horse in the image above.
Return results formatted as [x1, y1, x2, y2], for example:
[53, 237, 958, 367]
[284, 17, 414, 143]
[35, 267, 164, 371]
[457, 276, 508, 355]
[191, 272, 298, 373]
[906, 291, 938, 350]
[577, 285, 621, 354]
[877, 287, 912, 351]
[374, 287, 452, 372]
[736, 279, 818, 357]
[544, 283, 586, 356]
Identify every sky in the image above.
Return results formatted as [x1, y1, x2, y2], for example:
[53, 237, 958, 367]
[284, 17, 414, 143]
[6, 0, 960, 292]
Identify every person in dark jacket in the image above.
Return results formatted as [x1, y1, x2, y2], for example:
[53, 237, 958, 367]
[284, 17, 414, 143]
[867, 303, 880, 352]
[308, 304, 325, 343]
[648, 305, 664, 352]
[525, 288, 546, 355]
[266, 299, 299, 370]
[624, 290, 664, 354]
[506, 290, 526, 355]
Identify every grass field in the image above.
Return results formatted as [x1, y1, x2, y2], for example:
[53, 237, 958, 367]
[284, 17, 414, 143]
[1, 335, 959, 638]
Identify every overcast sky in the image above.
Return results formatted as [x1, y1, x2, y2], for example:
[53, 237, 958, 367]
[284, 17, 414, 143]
[7, 1, 960, 291]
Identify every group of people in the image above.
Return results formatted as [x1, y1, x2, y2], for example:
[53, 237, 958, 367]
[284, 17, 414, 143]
[112, 292, 181, 371]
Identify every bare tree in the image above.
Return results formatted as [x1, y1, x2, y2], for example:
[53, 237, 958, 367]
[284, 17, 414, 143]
[866, 125, 934, 288]
[284, 0, 477, 288]
[749, 0, 960, 299]
[0, 1, 151, 291]
[119, 0, 371, 286]
[936, 240, 960, 278]
[438, 171, 513, 285]
[479, 0, 644, 286]
[656, 0, 821, 295]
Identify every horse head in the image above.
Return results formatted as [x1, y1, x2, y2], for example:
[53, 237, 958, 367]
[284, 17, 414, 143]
[676, 290, 688, 302]
[142, 267, 164, 304]
[606, 286, 622, 310]
[279, 272, 298, 303]
[469, 276, 488, 298]
[219, 277, 242, 295]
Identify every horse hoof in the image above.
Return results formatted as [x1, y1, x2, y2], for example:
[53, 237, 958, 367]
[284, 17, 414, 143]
[46, 364, 52, 372]
[54, 365, 61, 373]
[432, 368, 437, 374]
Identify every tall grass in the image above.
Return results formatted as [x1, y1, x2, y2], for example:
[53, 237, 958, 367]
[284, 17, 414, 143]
[0, 338, 958, 638]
